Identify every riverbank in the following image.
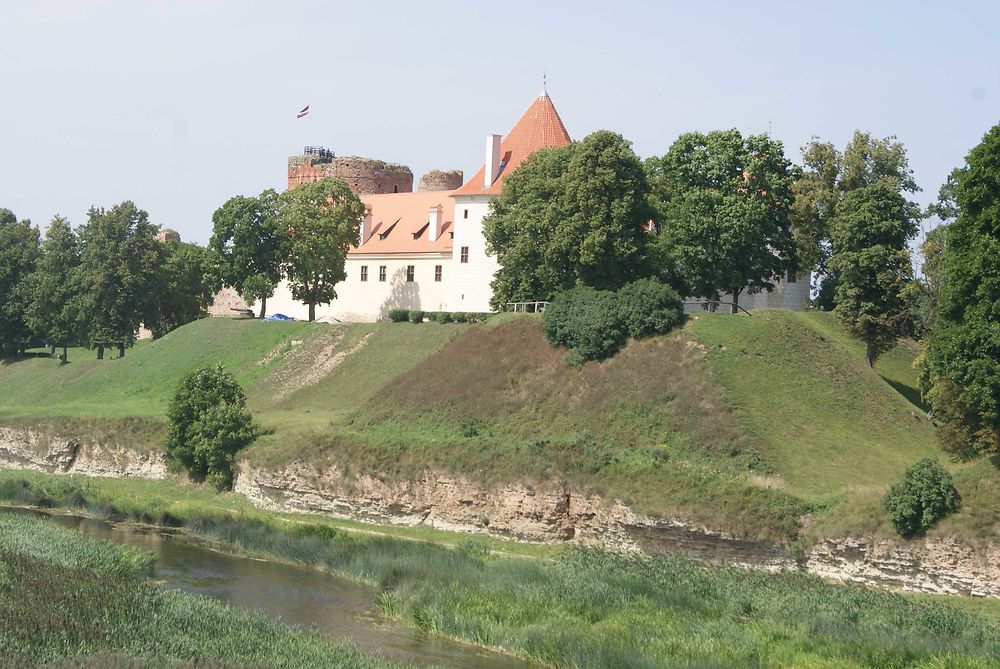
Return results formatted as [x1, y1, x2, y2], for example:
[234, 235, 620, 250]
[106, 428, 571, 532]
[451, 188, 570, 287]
[0, 512, 413, 669]
[6, 471, 1000, 669]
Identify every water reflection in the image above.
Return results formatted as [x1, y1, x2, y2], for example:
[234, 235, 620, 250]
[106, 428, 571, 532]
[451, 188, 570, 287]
[6, 508, 537, 669]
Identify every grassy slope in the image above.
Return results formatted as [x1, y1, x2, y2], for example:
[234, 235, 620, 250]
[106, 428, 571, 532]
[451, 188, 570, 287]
[0, 311, 989, 542]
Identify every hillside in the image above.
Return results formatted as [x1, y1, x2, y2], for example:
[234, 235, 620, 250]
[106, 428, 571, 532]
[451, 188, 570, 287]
[0, 311, 989, 543]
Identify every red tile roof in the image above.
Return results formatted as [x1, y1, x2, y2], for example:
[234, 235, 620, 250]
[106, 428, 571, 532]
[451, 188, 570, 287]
[453, 94, 571, 197]
[350, 190, 455, 255]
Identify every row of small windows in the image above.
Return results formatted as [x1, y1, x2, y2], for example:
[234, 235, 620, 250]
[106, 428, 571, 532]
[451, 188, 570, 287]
[360, 265, 444, 283]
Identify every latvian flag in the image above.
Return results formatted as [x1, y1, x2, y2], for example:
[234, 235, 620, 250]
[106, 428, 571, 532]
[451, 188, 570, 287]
[296, 105, 310, 119]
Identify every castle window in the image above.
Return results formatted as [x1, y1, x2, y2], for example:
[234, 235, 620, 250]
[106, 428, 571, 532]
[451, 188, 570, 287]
[360, 265, 368, 282]
[379, 266, 387, 282]
[434, 265, 442, 282]
[463, 209, 468, 219]
[460, 246, 469, 263]
[406, 265, 415, 282]
[393, 185, 398, 193]
[787, 271, 797, 284]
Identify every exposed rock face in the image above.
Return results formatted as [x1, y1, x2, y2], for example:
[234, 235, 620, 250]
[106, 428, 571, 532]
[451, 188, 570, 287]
[417, 169, 463, 192]
[233, 459, 1000, 598]
[0, 426, 167, 479]
[806, 537, 1000, 597]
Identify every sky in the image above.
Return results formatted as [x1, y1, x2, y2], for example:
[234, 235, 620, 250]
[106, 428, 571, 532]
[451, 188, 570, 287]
[1, 1, 997, 245]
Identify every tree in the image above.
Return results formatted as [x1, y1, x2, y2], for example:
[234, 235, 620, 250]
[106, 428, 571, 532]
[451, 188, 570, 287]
[923, 124, 1000, 459]
[828, 179, 919, 366]
[210, 189, 285, 318]
[77, 201, 163, 358]
[790, 131, 919, 301]
[883, 458, 960, 538]
[0, 209, 41, 356]
[485, 131, 655, 307]
[26, 216, 82, 362]
[167, 365, 257, 490]
[280, 178, 365, 321]
[148, 241, 221, 338]
[647, 129, 796, 312]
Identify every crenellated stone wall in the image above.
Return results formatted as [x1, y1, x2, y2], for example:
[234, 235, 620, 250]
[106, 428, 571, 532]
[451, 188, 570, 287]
[287, 155, 413, 194]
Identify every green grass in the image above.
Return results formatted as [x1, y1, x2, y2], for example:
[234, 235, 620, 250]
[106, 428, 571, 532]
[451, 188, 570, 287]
[0, 512, 411, 669]
[6, 478, 1000, 669]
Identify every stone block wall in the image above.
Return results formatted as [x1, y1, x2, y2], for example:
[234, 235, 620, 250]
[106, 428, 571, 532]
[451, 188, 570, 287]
[417, 169, 463, 192]
[287, 155, 413, 194]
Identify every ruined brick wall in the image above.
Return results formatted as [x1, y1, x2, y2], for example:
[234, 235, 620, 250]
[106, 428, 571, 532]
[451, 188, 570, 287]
[417, 169, 463, 192]
[287, 155, 413, 194]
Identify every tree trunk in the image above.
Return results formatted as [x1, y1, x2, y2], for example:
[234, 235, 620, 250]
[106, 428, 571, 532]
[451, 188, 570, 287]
[49, 345, 56, 355]
[97, 345, 104, 360]
[118, 343, 126, 358]
[866, 337, 876, 368]
[61, 345, 68, 364]
[731, 289, 741, 315]
[308, 302, 316, 322]
[258, 295, 267, 319]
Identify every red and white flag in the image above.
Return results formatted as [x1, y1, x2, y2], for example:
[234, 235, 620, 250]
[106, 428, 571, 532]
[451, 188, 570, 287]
[296, 105, 310, 118]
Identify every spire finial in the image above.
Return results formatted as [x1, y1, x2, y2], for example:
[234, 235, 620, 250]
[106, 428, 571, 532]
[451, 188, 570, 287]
[542, 71, 547, 96]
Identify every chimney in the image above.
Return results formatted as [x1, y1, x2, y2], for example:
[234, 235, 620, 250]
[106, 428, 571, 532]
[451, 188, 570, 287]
[485, 133, 502, 188]
[428, 204, 442, 242]
[360, 205, 373, 246]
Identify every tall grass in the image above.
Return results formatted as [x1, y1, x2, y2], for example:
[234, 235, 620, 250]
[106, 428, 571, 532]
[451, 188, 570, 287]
[0, 513, 412, 669]
[4, 475, 999, 668]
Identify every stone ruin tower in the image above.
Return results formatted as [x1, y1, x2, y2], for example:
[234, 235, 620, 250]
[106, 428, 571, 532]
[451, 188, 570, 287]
[287, 147, 414, 195]
[417, 169, 464, 191]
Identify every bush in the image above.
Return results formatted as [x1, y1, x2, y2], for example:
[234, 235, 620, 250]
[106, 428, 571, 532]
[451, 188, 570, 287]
[543, 286, 625, 364]
[883, 458, 961, 537]
[452, 312, 468, 323]
[387, 308, 409, 322]
[409, 310, 425, 323]
[615, 278, 684, 339]
[167, 365, 258, 490]
[437, 312, 453, 323]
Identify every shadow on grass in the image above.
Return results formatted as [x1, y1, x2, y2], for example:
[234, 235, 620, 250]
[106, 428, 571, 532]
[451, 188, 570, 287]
[881, 375, 931, 413]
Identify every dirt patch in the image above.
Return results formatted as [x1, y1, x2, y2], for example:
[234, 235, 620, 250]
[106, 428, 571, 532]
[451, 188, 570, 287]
[268, 331, 372, 401]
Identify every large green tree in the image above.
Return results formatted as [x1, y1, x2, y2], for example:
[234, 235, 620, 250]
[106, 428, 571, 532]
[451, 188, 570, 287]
[210, 189, 285, 318]
[923, 124, 1000, 459]
[0, 209, 41, 356]
[791, 131, 919, 285]
[485, 131, 655, 307]
[25, 216, 82, 362]
[280, 178, 365, 321]
[647, 129, 796, 312]
[828, 179, 919, 367]
[77, 201, 163, 358]
[148, 241, 221, 338]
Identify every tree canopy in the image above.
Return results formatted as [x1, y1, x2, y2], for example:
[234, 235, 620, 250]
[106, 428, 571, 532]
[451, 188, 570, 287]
[828, 179, 919, 366]
[0, 209, 41, 355]
[77, 201, 163, 358]
[148, 241, 221, 338]
[25, 216, 81, 361]
[280, 178, 365, 321]
[646, 129, 796, 312]
[210, 189, 285, 318]
[923, 123, 1000, 459]
[484, 130, 655, 307]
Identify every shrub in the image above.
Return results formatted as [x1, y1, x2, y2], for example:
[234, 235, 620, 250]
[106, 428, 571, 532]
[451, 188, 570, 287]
[167, 365, 258, 491]
[452, 312, 468, 323]
[437, 312, 453, 323]
[387, 308, 409, 322]
[424, 312, 439, 322]
[543, 286, 625, 364]
[615, 278, 684, 339]
[409, 310, 425, 323]
[883, 458, 961, 537]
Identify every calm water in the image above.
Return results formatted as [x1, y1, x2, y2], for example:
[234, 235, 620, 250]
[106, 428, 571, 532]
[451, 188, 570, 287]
[6, 508, 538, 669]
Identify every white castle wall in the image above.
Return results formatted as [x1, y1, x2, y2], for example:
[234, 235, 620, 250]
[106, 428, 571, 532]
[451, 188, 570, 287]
[258, 253, 452, 322]
[448, 196, 499, 313]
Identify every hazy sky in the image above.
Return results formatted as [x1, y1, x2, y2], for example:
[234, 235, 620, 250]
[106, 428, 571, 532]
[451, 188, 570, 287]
[1, 1, 997, 244]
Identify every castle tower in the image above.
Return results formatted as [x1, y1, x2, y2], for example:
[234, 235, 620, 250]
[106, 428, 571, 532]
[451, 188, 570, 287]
[287, 148, 414, 195]
[448, 93, 571, 311]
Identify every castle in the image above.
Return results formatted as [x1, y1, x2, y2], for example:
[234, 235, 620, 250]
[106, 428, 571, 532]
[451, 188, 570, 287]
[261, 93, 809, 322]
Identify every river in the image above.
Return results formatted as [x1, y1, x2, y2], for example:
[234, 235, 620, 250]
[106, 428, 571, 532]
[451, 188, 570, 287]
[5, 508, 539, 669]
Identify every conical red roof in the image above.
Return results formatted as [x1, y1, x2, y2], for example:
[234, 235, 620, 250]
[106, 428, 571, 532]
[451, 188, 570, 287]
[454, 94, 571, 196]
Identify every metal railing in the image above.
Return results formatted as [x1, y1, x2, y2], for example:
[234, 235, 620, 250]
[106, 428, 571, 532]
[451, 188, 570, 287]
[504, 301, 549, 313]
